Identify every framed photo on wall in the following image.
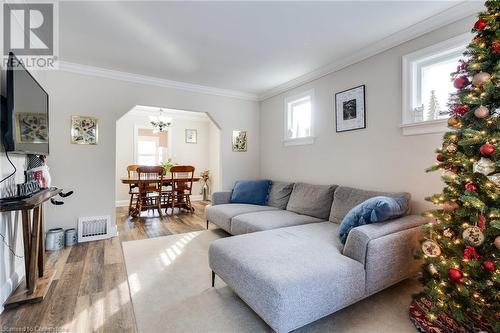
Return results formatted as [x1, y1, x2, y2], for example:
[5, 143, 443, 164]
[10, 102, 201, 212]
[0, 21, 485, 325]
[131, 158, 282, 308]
[71, 116, 98, 145]
[185, 129, 197, 144]
[335, 85, 366, 132]
[232, 130, 247, 152]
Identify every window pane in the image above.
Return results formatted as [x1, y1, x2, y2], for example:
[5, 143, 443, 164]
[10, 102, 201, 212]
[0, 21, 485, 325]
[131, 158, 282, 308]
[287, 98, 311, 139]
[138, 140, 156, 154]
[421, 56, 459, 121]
[138, 155, 156, 166]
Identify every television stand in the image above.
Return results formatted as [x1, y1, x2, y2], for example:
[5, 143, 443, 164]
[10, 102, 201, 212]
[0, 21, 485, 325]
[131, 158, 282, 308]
[1, 187, 62, 309]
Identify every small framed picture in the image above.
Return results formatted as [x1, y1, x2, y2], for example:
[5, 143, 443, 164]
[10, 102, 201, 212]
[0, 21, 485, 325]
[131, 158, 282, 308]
[185, 129, 197, 144]
[71, 116, 98, 145]
[335, 85, 366, 132]
[232, 130, 247, 152]
[15, 112, 48, 144]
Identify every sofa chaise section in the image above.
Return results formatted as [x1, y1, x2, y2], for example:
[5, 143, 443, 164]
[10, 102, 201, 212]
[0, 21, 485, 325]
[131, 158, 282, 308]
[209, 222, 365, 333]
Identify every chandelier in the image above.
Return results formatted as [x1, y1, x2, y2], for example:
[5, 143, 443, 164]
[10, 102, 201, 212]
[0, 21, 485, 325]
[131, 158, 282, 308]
[149, 109, 172, 133]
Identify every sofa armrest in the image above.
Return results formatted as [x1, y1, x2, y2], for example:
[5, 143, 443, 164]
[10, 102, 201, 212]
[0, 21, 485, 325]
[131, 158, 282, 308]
[343, 215, 428, 265]
[211, 191, 232, 205]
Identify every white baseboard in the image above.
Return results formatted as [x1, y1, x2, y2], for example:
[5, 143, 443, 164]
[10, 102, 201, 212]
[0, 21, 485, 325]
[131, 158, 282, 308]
[0, 263, 24, 314]
[116, 195, 205, 207]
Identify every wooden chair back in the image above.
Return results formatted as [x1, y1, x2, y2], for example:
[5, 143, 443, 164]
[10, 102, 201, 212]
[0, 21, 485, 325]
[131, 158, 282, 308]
[126, 164, 140, 191]
[137, 166, 164, 192]
[170, 165, 195, 195]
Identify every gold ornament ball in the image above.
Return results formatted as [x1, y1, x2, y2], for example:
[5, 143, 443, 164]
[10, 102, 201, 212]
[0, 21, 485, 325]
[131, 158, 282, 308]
[495, 236, 500, 250]
[447, 116, 461, 128]
[472, 72, 491, 87]
[474, 105, 489, 118]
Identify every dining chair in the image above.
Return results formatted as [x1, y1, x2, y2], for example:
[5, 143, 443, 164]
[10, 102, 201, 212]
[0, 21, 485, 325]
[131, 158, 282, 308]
[135, 166, 164, 217]
[126, 164, 140, 215]
[166, 165, 195, 215]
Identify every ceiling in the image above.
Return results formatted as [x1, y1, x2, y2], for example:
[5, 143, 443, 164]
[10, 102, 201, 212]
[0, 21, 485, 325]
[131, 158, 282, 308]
[59, 1, 481, 98]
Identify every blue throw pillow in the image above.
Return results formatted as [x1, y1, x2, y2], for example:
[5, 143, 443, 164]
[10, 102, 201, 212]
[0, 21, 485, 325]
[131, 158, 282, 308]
[230, 180, 272, 206]
[338, 196, 409, 244]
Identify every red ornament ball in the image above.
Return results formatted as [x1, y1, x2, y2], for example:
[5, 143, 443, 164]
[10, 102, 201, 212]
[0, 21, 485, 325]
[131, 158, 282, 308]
[474, 18, 487, 30]
[436, 154, 444, 162]
[493, 40, 500, 55]
[452, 105, 469, 116]
[453, 76, 469, 89]
[483, 260, 496, 272]
[465, 183, 477, 191]
[480, 143, 495, 156]
[448, 268, 463, 283]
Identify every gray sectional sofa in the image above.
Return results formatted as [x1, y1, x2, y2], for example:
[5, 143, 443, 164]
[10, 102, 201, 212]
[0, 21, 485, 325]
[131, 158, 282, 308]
[206, 182, 427, 333]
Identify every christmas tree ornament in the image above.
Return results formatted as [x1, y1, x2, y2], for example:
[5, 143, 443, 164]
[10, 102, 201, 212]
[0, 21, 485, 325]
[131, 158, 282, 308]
[473, 157, 495, 175]
[492, 40, 500, 55]
[427, 264, 438, 276]
[446, 144, 457, 153]
[436, 154, 444, 162]
[474, 105, 489, 118]
[465, 183, 477, 191]
[453, 76, 469, 89]
[495, 236, 500, 250]
[474, 18, 487, 30]
[463, 246, 480, 260]
[448, 268, 463, 283]
[487, 173, 500, 187]
[486, 280, 493, 286]
[472, 72, 491, 87]
[479, 143, 495, 156]
[483, 261, 495, 272]
[447, 116, 461, 127]
[462, 226, 485, 246]
[421, 240, 441, 257]
[441, 202, 459, 212]
[452, 104, 469, 116]
[478, 213, 486, 231]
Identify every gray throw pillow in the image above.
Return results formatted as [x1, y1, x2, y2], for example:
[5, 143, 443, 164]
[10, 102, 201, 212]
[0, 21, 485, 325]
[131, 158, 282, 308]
[286, 183, 337, 219]
[267, 181, 294, 209]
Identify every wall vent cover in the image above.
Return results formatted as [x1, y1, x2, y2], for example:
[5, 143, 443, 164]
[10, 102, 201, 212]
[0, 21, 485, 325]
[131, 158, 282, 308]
[78, 215, 112, 243]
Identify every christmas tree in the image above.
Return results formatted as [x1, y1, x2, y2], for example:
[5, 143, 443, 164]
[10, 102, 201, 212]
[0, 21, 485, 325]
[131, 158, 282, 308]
[415, 1, 500, 332]
[427, 90, 440, 121]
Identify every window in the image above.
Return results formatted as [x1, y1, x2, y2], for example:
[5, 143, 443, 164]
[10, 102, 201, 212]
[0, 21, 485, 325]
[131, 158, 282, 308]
[402, 33, 470, 135]
[284, 90, 314, 146]
[135, 128, 168, 165]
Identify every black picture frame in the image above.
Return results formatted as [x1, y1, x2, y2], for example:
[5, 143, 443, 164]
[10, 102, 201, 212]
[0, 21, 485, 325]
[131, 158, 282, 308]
[335, 85, 366, 133]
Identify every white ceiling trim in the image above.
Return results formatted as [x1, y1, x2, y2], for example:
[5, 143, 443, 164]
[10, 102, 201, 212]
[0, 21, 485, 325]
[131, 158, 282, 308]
[57, 61, 259, 101]
[258, 0, 483, 101]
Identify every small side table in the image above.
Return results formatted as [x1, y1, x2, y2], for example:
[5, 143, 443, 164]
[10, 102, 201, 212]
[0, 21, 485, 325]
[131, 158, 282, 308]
[1, 188, 62, 309]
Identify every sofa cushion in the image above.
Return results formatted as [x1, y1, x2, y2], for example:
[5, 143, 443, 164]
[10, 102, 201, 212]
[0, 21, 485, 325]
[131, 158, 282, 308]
[230, 210, 324, 235]
[267, 181, 294, 209]
[329, 186, 411, 223]
[205, 204, 278, 233]
[338, 196, 409, 243]
[209, 222, 364, 333]
[230, 180, 272, 205]
[286, 183, 337, 219]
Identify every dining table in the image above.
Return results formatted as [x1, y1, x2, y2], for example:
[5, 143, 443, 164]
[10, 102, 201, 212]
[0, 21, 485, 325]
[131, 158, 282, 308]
[121, 176, 201, 216]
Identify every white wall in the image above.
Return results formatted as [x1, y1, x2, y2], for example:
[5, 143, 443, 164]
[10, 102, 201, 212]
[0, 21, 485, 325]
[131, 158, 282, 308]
[36, 70, 259, 232]
[115, 111, 220, 203]
[259, 16, 476, 213]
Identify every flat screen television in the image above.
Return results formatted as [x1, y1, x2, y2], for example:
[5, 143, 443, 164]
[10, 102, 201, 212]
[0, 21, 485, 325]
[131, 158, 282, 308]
[2, 52, 49, 155]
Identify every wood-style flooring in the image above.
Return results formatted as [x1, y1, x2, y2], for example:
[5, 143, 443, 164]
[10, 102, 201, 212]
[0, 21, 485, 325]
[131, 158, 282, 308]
[0, 201, 211, 332]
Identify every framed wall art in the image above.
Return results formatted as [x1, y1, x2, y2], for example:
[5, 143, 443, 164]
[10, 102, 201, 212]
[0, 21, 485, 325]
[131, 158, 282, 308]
[71, 116, 98, 145]
[185, 129, 197, 144]
[335, 85, 366, 132]
[232, 130, 247, 152]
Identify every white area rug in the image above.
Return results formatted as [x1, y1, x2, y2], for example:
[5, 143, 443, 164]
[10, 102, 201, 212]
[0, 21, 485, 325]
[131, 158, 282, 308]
[122, 229, 421, 333]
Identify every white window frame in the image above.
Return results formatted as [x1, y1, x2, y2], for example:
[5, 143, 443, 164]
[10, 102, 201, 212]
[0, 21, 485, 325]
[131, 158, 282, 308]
[401, 33, 471, 136]
[133, 125, 172, 165]
[283, 89, 315, 146]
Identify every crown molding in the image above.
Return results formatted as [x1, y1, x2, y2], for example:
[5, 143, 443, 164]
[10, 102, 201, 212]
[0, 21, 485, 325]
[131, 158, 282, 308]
[57, 61, 259, 101]
[258, 0, 484, 101]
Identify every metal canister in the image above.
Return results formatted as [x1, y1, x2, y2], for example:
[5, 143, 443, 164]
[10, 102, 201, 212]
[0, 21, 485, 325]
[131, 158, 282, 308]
[65, 228, 77, 247]
[45, 228, 64, 251]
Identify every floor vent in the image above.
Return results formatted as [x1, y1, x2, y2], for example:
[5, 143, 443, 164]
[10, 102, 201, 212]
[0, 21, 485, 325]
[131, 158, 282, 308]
[78, 215, 112, 243]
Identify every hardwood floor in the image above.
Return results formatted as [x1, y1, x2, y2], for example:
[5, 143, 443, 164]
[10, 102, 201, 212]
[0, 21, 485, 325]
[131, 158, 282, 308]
[0, 201, 211, 332]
